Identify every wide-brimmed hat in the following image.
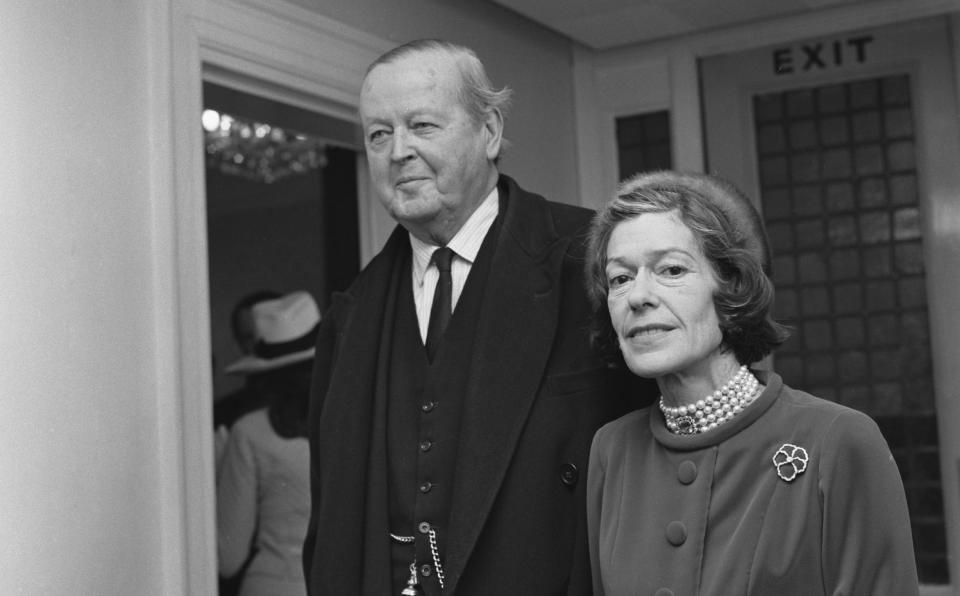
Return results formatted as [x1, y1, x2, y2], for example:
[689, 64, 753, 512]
[224, 291, 320, 375]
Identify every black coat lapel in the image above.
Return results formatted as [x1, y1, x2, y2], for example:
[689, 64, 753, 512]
[313, 225, 409, 596]
[443, 176, 568, 586]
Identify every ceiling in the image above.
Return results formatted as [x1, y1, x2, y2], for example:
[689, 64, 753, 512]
[488, 0, 894, 50]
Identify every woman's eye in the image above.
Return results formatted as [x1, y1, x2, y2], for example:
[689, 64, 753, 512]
[608, 274, 631, 289]
[660, 265, 687, 277]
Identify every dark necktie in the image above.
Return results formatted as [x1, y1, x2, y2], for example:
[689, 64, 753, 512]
[425, 247, 454, 362]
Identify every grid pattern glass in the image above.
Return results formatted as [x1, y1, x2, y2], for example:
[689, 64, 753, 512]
[753, 74, 948, 583]
[616, 111, 672, 179]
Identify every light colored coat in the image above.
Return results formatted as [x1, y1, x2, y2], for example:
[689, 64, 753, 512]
[218, 409, 309, 596]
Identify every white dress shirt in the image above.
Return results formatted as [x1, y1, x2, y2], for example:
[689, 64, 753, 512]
[409, 187, 499, 342]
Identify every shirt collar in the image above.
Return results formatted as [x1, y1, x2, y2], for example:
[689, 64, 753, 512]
[410, 187, 500, 286]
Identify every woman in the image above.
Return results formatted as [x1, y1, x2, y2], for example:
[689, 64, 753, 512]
[217, 291, 318, 596]
[584, 171, 918, 595]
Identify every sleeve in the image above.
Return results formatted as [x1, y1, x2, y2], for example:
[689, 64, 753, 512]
[586, 425, 609, 596]
[217, 422, 259, 578]
[820, 410, 919, 596]
[302, 292, 349, 590]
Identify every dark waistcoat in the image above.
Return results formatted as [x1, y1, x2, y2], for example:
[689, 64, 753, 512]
[386, 214, 502, 595]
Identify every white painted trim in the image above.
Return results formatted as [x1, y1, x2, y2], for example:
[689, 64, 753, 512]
[572, 45, 606, 210]
[356, 153, 374, 265]
[166, 0, 392, 591]
[912, 20, 960, 589]
[594, 0, 960, 65]
[149, 2, 190, 594]
[573, 47, 675, 209]
[355, 152, 398, 266]
[193, 0, 388, 121]
[169, 2, 216, 592]
[667, 48, 704, 173]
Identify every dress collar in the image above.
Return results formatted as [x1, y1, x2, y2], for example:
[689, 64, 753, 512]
[650, 369, 783, 451]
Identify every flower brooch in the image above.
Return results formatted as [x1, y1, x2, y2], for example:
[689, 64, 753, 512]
[772, 443, 808, 482]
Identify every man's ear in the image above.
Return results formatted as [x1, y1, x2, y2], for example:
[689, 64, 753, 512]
[483, 108, 504, 161]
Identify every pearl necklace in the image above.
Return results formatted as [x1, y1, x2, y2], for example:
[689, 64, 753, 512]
[659, 365, 761, 435]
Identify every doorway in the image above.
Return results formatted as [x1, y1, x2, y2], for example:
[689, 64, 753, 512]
[203, 81, 362, 593]
[204, 81, 360, 406]
[701, 16, 960, 591]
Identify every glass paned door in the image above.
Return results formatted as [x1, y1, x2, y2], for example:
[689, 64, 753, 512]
[700, 17, 960, 590]
[751, 76, 946, 581]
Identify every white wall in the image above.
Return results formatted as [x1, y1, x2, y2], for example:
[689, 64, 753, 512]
[298, 0, 583, 206]
[0, 2, 171, 594]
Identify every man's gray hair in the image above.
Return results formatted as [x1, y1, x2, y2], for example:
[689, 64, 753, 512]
[366, 39, 513, 130]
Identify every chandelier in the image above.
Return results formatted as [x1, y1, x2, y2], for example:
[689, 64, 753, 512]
[202, 109, 327, 184]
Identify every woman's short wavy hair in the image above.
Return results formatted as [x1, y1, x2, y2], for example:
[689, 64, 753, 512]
[585, 170, 790, 366]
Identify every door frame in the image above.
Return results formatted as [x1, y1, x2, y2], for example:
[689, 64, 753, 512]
[165, 0, 389, 592]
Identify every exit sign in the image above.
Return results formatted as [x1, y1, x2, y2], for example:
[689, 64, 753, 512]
[772, 35, 875, 75]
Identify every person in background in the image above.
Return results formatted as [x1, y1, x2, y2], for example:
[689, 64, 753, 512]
[214, 289, 282, 430]
[584, 170, 918, 595]
[303, 39, 656, 596]
[218, 291, 318, 596]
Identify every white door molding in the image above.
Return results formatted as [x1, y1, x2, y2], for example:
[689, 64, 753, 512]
[165, 1, 389, 592]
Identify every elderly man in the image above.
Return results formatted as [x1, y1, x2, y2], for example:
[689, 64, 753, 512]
[303, 39, 655, 596]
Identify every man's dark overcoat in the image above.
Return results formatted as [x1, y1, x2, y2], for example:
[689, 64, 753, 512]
[303, 175, 652, 595]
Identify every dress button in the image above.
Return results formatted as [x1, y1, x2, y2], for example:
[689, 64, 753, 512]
[419, 564, 432, 577]
[419, 440, 433, 452]
[677, 460, 697, 485]
[666, 521, 687, 546]
[420, 401, 436, 413]
[419, 481, 433, 493]
[559, 462, 579, 486]
[418, 521, 431, 534]
[654, 589, 675, 596]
